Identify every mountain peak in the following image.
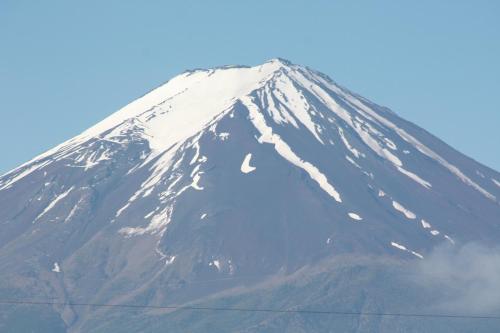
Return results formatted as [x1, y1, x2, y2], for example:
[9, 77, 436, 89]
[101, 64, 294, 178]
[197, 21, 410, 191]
[3, 58, 498, 205]
[61, 59, 308, 157]
[265, 57, 294, 67]
[180, 58, 296, 77]
[1, 58, 500, 332]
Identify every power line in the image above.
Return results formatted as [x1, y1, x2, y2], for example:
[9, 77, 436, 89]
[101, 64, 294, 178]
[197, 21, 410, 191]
[1, 299, 499, 320]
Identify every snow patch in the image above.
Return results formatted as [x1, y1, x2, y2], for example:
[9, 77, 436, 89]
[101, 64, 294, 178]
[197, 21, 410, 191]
[392, 200, 416, 219]
[241, 153, 256, 174]
[52, 262, 61, 273]
[348, 212, 363, 221]
[177, 168, 205, 195]
[190, 141, 201, 165]
[209, 260, 221, 271]
[384, 138, 397, 150]
[421, 219, 431, 229]
[165, 256, 176, 266]
[191, 172, 204, 190]
[218, 132, 230, 141]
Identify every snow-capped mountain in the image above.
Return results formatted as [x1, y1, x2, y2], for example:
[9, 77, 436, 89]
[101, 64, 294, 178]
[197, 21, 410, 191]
[1, 58, 499, 332]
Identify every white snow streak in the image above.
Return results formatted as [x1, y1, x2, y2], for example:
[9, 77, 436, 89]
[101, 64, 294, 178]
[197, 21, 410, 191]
[35, 187, 74, 222]
[244, 97, 342, 203]
[64, 203, 80, 223]
[0, 160, 51, 191]
[391, 242, 407, 251]
[390, 242, 423, 259]
[396, 166, 432, 189]
[444, 235, 455, 245]
[290, 71, 434, 189]
[331, 86, 495, 200]
[115, 144, 180, 218]
[115, 203, 131, 218]
[345, 155, 361, 169]
[392, 200, 416, 219]
[384, 138, 397, 150]
[303, 70, 493, 197]
[263, 85, 299, 128]
[190, 141, 201, 165]
[338, 128, 361, 158]
[411, 251, 424, 259]
[270, 73, 324, 144]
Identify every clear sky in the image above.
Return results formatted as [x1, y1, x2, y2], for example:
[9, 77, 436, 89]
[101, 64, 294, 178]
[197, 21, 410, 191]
[1, 0, 499, 174]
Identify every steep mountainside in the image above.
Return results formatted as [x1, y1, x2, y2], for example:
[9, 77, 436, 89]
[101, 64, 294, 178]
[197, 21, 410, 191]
[1, 59, 499, 332]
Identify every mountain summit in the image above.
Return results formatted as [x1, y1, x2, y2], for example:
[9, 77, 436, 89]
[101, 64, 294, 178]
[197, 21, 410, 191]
[1, 59, 499, 332]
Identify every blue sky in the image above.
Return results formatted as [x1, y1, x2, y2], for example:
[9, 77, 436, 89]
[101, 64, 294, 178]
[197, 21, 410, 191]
[1, 0, 499, 174]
